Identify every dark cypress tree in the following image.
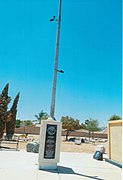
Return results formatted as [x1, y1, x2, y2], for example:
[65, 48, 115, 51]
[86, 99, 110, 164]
[6, 93, 20, 139]
[0, 84, 11, 139]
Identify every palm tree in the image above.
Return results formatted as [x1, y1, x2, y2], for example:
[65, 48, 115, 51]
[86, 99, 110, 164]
[35, 110, 49, 124]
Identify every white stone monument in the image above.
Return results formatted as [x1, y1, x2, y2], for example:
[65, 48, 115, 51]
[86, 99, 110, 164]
[38, 117, 62, 170]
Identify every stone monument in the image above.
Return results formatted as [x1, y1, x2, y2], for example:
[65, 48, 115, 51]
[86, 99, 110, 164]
[38, 118, 62, 170]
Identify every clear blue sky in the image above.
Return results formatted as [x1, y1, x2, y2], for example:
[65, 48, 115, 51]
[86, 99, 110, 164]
[0, 0, 122, 126]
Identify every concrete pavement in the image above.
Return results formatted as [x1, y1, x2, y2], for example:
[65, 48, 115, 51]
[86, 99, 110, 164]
[0, 150, 122, 180]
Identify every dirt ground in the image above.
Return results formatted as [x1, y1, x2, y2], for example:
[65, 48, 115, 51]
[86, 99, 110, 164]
[11, 135, 108, 153]
[1, 135, 108, 154]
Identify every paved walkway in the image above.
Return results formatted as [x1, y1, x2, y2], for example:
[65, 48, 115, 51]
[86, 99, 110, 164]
[0, 150, 122, 180]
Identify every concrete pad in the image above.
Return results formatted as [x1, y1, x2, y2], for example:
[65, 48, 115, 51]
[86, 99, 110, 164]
[0, 150, 37, 180]
[58, 152, 122, 180]
[0, 150, 122, 180]
[38, 169, 60, 180]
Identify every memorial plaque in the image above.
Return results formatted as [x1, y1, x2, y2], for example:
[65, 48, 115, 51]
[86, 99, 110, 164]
[44, 124, 57, 159]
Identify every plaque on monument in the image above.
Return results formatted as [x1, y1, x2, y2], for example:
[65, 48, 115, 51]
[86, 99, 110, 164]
[44, 124, 57, 159]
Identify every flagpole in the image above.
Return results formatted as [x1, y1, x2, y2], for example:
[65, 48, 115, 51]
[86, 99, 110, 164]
[50, 0, 62, 120]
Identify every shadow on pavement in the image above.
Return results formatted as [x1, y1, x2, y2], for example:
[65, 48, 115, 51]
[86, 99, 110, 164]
[41, 166, 104, 180]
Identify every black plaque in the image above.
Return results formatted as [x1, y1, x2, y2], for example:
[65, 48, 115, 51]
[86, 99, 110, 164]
[44, 124, 57, 159]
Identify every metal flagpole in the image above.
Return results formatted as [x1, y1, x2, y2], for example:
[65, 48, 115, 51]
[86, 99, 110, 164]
[50, 0, 62, 120]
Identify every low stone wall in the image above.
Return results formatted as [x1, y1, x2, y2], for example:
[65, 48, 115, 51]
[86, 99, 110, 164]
[14, 126, 107, 139]
[62, 131, 107, 139]
[15, 126, 40, 135]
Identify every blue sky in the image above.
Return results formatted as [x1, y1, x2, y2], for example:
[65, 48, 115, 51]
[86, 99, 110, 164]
[0, 0, 122, 126]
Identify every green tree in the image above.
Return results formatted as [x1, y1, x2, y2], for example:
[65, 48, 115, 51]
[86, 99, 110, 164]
[108, 114, 121, 121]
[61, 116, 83, 141]
[0, 83, 11, 138]
[16, 119, 21, 128]
[6, 93, 20, 139]
[85, 119, 99, 140]
[35, 110, 49, 124]
[23, 120, 33, 126]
